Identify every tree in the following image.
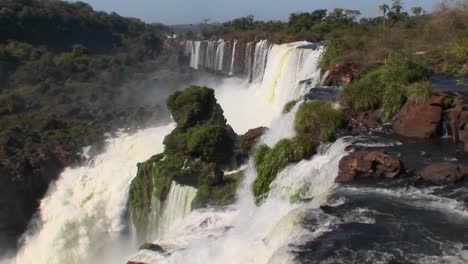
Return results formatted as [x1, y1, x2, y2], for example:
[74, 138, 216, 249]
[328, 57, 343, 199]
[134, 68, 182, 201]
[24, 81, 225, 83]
[379, 3, 390, 29]
[387, 0, 404, 28]
[411, 7, 424, 16]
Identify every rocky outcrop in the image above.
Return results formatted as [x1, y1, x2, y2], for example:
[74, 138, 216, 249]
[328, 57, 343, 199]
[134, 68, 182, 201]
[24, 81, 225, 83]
[240, 127, 267, 154]
[446, 93, 468, 152]
[129, 86, 239, 240]
[344, 109, 381, 135]
[418, 163, 468, 185]
[336, 151, 404, 183]
[323, 63, 357, 87]
[393, 94, 446, 138]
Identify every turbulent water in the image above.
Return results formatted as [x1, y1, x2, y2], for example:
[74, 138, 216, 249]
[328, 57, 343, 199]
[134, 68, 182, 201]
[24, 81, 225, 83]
[12, 124, 175, 264]
[6, 39, 468, 264]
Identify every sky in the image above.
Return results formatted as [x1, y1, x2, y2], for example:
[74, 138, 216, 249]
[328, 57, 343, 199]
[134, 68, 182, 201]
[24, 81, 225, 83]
[74, 0, 442, 25]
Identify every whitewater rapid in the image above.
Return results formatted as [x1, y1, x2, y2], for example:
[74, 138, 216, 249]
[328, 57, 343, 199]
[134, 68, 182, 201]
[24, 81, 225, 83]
[14, 123, 175, 264]
[10, 40, 327, 264]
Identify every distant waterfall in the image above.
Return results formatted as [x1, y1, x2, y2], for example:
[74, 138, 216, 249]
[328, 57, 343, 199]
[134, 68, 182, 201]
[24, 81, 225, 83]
[252, 40, 270, 83]
[189, 41, 201, 69]
[229, 40, 237, 76]
[215, 41, 225, 72]
[244, 42, 254, 81]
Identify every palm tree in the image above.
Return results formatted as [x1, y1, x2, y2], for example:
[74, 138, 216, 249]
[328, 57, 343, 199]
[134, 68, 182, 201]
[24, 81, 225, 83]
[411, 7, 424, 16]
[379, 4, 390, 29]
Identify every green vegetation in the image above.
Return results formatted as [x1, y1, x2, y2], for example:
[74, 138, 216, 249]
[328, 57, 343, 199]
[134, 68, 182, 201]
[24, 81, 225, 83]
[192, 171, 243, 208]
[253, 137, 316, 204]
[283, 100, 299, 114]
[407, 81, 436, 104]
[294, 100, 344, 142]
[382, 84, 407, 122]
[340, 54, 431, 121]
[129, 86, 239, 238]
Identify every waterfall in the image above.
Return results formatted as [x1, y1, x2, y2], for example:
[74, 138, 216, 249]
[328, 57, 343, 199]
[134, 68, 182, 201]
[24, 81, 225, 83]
[184, 41, 193, 56]
[252, 40, 270, 83]
[146, 181, 197, 239]
[159, 182, 197, 236]
[190, 41, 202, 69]
[14, 123, 175, 264]
[215, 40, 225, 72]
[229, 40, 237, 76]
[244, 42, 254, 81]
[128, 111, 351, 264]
[205, 41, 217, 70]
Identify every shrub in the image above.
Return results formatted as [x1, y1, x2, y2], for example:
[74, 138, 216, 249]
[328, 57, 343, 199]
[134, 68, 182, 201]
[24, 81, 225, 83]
[283, 99, 299, 114]
[381, 84, 406, 122]
[166, 86, 226, 130]
[294, 100, 344, 142]
[252, 137, 316, 204]
[407, 81, 435, 104]
[341, 54, 430, 111]
[186, 123, 234, 163]
[319, 38, 345, 71]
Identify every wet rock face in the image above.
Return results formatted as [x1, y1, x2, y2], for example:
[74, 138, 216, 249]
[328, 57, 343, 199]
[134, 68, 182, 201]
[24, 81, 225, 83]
[336, 151, 404, 183]
[446, 93, 468, 152]
[344, 109, 381, 135]
[240, 127, 267, 154]
[418, 162, 468, 185]
[393, 94, 446, 138]
[207, 162, 224, 186]
[323, 62, 357, 87]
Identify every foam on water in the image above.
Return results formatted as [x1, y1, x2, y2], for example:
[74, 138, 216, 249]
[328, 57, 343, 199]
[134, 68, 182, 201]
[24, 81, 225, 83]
[14, 123, 175, 264]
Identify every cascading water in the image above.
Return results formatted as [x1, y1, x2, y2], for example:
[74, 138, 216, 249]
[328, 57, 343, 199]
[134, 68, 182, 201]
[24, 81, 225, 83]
[244, 42, 254, 80]
[214, 40, 225, 72]
[146, 181, 197, 239]
[190, 41, 201, 69]
[229, 40, 237, 76]
[13, 123, 175, 264]
[252, 40, 270, 83]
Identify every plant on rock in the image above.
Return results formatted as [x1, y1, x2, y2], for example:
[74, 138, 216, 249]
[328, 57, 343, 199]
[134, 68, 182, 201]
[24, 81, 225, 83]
[294, 100, 344, 142]
[253, 136, 316, 204]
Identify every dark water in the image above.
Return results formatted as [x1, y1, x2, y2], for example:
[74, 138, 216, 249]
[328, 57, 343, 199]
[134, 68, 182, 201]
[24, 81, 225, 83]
[293, 135, 468, 264]
[431, 75, 468, 94]
[295, 183, 468, 264]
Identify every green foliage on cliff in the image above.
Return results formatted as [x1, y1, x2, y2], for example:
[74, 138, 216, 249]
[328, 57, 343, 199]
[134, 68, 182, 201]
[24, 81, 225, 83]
[407, 81, 436, 104]
[382, 84, 407, 122]
[253, 137, 316, 204]
[294, 100, 344, 142]
[341, 54, 431, 120]
[129, 86, 239, 237]
[192, 171, 243, 208]
[319, 38, 345, 71]
[167, 86, 226, 130]
[283, 100, 299, 114]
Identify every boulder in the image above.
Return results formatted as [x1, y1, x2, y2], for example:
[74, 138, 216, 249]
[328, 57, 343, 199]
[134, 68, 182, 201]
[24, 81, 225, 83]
[336, 151, 403, 183]
[393, 94, 445, 138]
[445, 94, 468, 152]
[344, 109, 381, 135]
[138, 243, 165, 253]
[240, 127, 267, 154]
[323, 62, 357, 87]
[418, 163, 468, 185]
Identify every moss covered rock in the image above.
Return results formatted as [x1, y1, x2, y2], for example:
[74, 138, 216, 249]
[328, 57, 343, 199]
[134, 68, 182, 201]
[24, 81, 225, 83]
[294, 100, 344, 142]
[129, 86, 239, 238]
[253, 136, 316, 204]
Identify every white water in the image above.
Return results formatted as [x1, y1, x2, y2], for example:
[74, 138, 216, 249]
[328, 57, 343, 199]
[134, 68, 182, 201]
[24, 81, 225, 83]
[152, 181, 197, 238]
[252, 40, 270, 83]
[126, 41, 332, 263]
[215, 40, 225, 72]
[11, 40, 326, 264]
[14, 123, 175, 264]
[229, 40, 237, 76]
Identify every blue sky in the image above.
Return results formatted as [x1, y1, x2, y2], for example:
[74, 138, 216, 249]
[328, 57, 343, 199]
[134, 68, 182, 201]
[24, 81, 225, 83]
[75, 0, 441, 25]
